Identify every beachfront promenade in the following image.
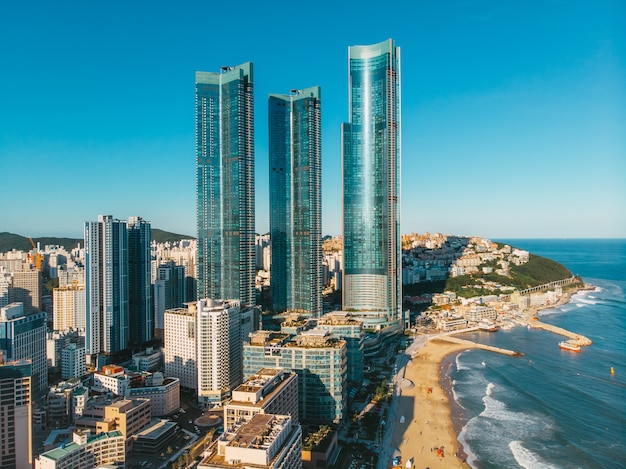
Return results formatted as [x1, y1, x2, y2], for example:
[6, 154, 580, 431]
[376, 336, 425, 469]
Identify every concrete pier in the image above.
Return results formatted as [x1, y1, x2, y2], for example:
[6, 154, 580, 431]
[528, 320, 593, 346]
[432, 335, 523, 356]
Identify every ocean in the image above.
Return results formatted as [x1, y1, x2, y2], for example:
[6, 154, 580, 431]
[449, 239, 626, 469]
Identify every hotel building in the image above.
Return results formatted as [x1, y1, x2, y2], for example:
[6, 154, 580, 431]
[224, 368, 298, 428]
[195, 63, 255, 306]
[342, 39, 402, 325]
[269, 87, 322, 318]
[243, 330, 347, 423]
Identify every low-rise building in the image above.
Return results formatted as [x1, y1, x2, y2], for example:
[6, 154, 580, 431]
[131, 347, 162, 372]
[35, 430, 125, 469]
[127, 373, 180, 417]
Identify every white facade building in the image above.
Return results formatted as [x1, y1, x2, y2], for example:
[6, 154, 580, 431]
[164, 305, 197, 390]
[35, 430, 125, 469]
[61, 343, 86, 380]
[196, 299, 242, 406]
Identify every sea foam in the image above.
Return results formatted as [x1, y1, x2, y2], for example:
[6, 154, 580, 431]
[509, 441, 563, 469]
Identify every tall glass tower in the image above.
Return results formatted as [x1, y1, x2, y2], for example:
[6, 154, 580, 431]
[196, 63, 255, 306]
[342, 39, 401, 322]
[269, 87, 322, 317]
[127, 216, 152, 345]
[85, 215, 129, 355]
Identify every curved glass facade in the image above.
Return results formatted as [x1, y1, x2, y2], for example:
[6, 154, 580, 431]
[342, 39, 401, 321]
[269, 87, 322, 317]
[196, 63, 255, 305]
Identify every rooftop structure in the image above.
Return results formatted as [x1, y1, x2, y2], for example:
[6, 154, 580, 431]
[226, 368, 298, 427]
[199, 414, 302, 469]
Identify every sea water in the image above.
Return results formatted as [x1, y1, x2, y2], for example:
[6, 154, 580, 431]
[450, 239, 626, 469]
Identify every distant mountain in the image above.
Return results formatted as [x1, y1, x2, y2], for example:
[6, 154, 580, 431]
[151, 229, 195, 243]
[0, 233, 82, 253]
[0, 229, 194, 252]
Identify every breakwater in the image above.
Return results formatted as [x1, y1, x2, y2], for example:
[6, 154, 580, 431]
[528, 320, 592, 346]
[433, 335, 523, 356]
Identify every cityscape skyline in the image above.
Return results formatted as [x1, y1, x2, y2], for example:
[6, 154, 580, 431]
[1, 1, 625, 239]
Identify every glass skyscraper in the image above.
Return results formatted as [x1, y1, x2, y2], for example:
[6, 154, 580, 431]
[85, 215, 129, 355]
[196, 63, 255, 305]
[269, 87, 322, 317]
[127, 216, 152, 345]
[342, 39, 401, 322]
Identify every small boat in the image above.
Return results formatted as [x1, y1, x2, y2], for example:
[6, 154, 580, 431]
[478, 319, 499, 332]
[559, 340, 581, 352]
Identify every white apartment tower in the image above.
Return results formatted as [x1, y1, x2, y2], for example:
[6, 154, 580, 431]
[196, 299, 242, 406]
[164, 304, 197, 390]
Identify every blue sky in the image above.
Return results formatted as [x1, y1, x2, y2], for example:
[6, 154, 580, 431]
[1, 0, 624, 239]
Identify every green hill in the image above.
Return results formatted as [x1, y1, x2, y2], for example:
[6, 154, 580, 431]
[444, 252, 578, 298]
[0, 229, 194, 252]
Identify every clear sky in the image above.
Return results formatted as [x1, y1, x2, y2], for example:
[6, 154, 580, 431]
[1, 0, 624, 239]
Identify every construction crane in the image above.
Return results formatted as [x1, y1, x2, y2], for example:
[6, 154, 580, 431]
[28, 237, 44, 271]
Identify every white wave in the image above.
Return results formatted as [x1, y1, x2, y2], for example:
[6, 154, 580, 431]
[509, 441, 561, 469]
[451, 384, 464, 408]
[456, 352, 469, 371]
[458, 424, 478, 468]
[575, 303, 585, 308]
[576, 298, 597, 305]
[485, 382, 495, 396]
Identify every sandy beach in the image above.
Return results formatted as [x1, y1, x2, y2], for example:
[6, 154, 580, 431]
[388, 285, 588, 468]
[389, 338, 477, 469]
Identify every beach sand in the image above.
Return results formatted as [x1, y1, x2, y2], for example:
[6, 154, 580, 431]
[387, 286, 588, 468]
[390, 338, 476, 469]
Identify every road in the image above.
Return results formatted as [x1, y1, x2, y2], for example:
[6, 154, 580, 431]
[376, 336, 425, 469]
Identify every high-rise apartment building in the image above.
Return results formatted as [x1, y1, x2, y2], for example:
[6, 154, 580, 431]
[163, 304, 197, 390]
[85, 215, 151, 356]
[269, 87, 322, 317]
[196, 299, 242, 406]
[342, 39, 401, 323]
[52, 283, 85, 331]
[0, 360, 32, 469]
[0, 303, 47, 397]
[127, 216, 152, 345]
[85, 215, 129, 356]
[195, 63, 255, 306]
